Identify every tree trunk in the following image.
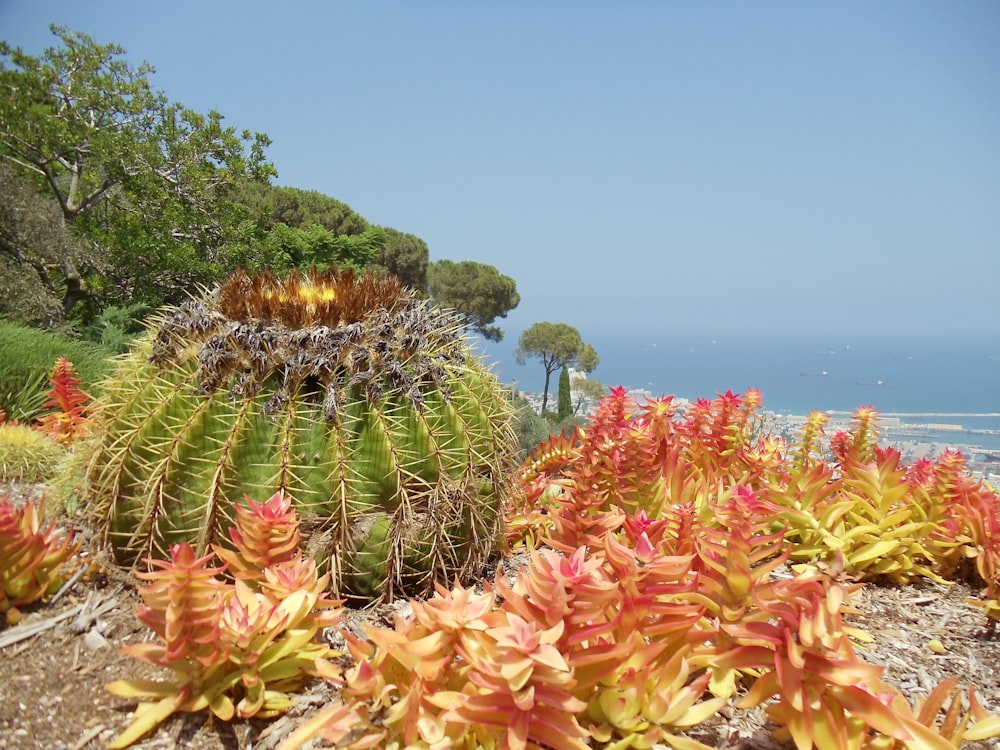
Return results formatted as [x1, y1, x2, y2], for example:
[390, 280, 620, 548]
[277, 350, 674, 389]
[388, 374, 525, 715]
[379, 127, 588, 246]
[59, 259, 90, 314]
[541, 368, 553, 414]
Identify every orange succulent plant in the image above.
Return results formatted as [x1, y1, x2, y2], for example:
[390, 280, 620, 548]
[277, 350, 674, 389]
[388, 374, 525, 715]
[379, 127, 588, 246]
[0, 494, 78, 622]
[212, 490, 302, 580]
[497, 388, 1000, 748]
[149, 387, 999, 750]
[106, 492, 342, 749]
[34, 356, 94, 446]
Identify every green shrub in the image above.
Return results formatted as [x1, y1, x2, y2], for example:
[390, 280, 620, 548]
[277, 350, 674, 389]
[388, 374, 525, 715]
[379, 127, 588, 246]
[0, 369, 49, 424]
[0, 321, 114, 420]
[509, 391, 554, 459]
[76, 302, 151, 353]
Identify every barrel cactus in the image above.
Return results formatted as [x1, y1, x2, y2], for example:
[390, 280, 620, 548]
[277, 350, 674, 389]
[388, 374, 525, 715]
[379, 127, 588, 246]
[69, 268, 518, 603]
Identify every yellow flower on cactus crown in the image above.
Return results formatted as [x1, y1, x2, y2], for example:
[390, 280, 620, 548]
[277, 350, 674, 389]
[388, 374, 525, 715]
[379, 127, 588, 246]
[295, 282, 337, 306]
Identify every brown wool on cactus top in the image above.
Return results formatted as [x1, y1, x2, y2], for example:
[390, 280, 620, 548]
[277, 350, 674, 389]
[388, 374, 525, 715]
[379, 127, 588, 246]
[149, 267, 469, 412]
[216, 267, 410, 329]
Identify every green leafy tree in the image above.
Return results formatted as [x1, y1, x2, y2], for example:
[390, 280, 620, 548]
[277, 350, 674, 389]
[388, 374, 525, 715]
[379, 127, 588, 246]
[0, 25, 276, 316]
[557, 366, 572, 420]
[233, 182, 369, 235]
[428, 260, 520, 342]
[571, 374, 606, 415]
[234, 182, 429, 289]
[373, 227, 430, 292]
[331, 226, 386, 271]
[514, 322, 596, 414]
[577, 342, 600, 374]
[261, 223, 385, 273]
[231, 182, 429, 289]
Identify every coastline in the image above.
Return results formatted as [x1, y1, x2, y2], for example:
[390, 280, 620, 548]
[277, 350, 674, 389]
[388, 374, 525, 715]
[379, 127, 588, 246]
[515, 385, 1000, 487]
[478, 329, 1000, 423]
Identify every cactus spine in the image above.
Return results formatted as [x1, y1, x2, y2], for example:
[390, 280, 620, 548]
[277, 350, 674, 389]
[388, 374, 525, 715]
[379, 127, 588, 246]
[71, 268, 517, 603]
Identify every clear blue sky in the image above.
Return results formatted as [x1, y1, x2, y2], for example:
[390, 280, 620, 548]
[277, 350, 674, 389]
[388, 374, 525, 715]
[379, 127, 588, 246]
[2, 1, 998, 338]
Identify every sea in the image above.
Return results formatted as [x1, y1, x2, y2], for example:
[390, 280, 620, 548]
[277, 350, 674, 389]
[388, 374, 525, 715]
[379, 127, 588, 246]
[470, 329, 1000, 452]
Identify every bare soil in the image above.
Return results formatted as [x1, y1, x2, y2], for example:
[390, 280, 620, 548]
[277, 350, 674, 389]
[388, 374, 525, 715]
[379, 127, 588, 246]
[1, 482, 998, 750]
